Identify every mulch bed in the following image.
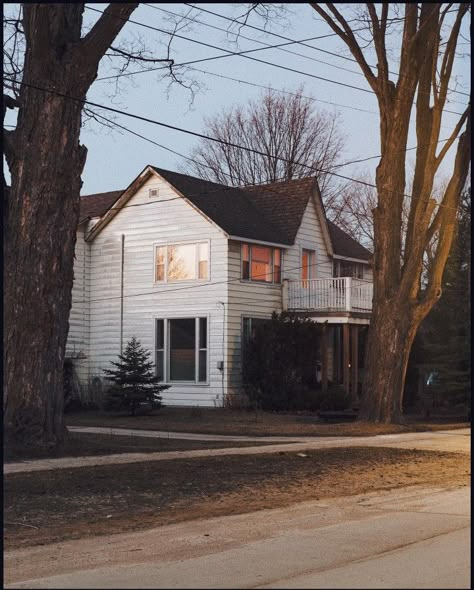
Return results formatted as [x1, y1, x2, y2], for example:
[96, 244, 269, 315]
[4, 446, 469, 549]
[4, 432, 273, 463]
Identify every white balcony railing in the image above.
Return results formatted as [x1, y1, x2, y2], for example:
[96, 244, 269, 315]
[283, 277, 373, 313]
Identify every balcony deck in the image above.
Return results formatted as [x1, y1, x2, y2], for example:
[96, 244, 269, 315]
[283, 277, 373, 316]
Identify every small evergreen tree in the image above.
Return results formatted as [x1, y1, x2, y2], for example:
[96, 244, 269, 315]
[103, 337, 169, 416]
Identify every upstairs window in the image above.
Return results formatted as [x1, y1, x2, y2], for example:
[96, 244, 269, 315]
[155, 242, 209, 282]
[241, 244, 282, 284]
[333, 260, 364, 279]
[301, 249, 316, 280]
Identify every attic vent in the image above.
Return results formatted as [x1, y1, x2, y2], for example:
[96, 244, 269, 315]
[149, 188, 159, 199]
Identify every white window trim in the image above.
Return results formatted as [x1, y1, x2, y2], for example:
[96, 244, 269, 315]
[154, 315, 210, 386]
[153, 239, 210, 285]
[240, 242, 283, 285]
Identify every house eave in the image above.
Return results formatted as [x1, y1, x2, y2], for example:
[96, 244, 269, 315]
[332, 254, 371, 264]
[228, 235, 292, 248]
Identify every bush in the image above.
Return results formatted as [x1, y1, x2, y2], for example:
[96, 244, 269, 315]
[242, 312, 322, 411]
[103, 337, 169, 416]
[318, 384, 352, 411]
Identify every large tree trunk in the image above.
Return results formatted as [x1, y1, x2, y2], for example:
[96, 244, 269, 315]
[3, 4, 137, 447]
[359, 300, 419, 423]
[4, 7, 88, 446]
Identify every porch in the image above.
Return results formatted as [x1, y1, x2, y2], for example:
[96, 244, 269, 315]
[282, 278, 373, 402]
[282, 277, 373, 314]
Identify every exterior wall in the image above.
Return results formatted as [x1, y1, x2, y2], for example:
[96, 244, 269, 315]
[66, 224, 90, 382]
[86, 174, 229, 407]
[283, 195, 333, 281]
[226, 196, 335, 398]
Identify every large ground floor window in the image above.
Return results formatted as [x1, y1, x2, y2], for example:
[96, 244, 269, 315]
[155, 317, 208, 383]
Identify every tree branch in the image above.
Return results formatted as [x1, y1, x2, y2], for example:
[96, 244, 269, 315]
[80, 3, 139, 73]
[309, 3, 378, 92]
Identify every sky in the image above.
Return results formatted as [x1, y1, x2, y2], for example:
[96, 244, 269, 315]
[4, 3, 471, 195]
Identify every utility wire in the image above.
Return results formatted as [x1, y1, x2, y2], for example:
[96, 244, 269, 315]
[4, 76, 463, 211]
[86, 6, 465, 117]
[184, 3, 470, 102]
[89, 258, 362, 304]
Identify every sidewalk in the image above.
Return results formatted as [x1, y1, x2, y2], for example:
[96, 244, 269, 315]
[5, 428, 469, 475]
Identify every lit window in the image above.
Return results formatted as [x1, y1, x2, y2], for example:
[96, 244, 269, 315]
[241, 244, 282, 284]
[155, 242, 209, 282]
[302, 249, 315, 281]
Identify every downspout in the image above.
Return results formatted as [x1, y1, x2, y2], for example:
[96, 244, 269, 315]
[120, 234, 125, 354]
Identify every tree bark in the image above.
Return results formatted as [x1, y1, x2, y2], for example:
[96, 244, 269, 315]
[3, 3, 137, 447]
[359, 299, 419, 423]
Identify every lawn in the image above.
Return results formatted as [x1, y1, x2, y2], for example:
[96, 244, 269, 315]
[4, 432, 274, 463]
[4, 446, 469, 549]
[66, 407, 469, 437]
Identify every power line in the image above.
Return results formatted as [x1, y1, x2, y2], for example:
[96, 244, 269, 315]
[86, 5, 465, 117]
[89, 258, 360, 304]
[5, 76, 464, 211]
[144, 3, 369, 81]
[185, 3, 470, 103]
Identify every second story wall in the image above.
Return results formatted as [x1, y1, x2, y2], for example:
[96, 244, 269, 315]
[283, 195, 333, 281]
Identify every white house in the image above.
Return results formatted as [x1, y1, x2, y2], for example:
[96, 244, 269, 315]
[67, 165, 373, 407]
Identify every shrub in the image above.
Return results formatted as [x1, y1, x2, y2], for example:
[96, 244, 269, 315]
[242, 312, 321, 411]
[103, 337, 169, 416]
[318, 384, 352, 411]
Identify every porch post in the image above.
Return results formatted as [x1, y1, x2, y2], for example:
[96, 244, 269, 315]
[321, 323, 328, 393]
[343, 323, 350, 394]
[351, 325, 359, 403]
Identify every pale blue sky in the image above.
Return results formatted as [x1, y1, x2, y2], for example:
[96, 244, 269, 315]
[4, 4, 471, 195]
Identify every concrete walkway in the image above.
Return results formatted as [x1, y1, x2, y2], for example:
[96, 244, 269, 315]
[68, 425, 302, 443]
[5, 428, 469, 475]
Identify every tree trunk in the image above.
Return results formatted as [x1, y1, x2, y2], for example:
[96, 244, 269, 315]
[4, 6, 89, 447]
[4, 88, 87, 446]
[359, 298, 419, 423]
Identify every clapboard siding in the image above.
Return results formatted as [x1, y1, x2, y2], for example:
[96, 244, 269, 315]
[283, 196, 333, 281]
[67, 172, 367, 406]
[66, 225, 89, 381]
[87, 175, 229, 406]
[226, 197, 335, 395]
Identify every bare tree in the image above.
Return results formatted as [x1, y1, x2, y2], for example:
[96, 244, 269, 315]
[2, 4, 181, 447]
[306, 3, 471, 422]
[185, 86, 346, 198]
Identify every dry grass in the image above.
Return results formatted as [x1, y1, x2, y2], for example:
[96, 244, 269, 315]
[4, 446, 469, 549]
[66, 407, 469, 438]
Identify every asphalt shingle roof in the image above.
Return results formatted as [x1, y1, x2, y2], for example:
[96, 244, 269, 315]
[79, 190, 123, 222]
[79, 168, 371, 260]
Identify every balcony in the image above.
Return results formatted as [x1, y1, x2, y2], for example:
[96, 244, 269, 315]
[283, 277, 373, 314]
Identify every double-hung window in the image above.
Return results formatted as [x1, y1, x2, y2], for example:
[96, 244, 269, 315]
[155, 318, 208, 383]
[155, 242, 209, 282]
[241, 244, 281, 284]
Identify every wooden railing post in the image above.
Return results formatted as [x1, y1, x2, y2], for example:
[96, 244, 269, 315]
[345, 277, 352, 311]
[282, 279, 289, 310]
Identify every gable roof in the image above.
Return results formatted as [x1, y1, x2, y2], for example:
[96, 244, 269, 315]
[79, 190, 123, 223]
[244, 177, 315, 244]
[151, 167, 292, 245]
[327, 221, 371, 261]
[79, 167, 371, 261]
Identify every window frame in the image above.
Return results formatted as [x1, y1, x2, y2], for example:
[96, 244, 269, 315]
[154, 239, 210, 284]
[241, 315, 271, 375]
[333, 260, 365, 279]
[301, 248, 316, 280]
[240, 243, 282, 285]
[154, 316, 209, 385]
